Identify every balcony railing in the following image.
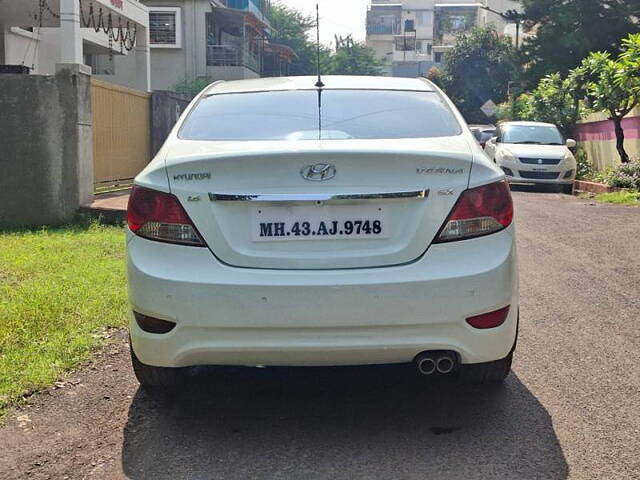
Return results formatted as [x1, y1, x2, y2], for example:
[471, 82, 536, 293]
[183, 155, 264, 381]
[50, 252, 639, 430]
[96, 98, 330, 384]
[207, 45, 260, 73]
[226, 0, 262, 10]
[366, 22, 401, 35]
[225, 0, 269, 21]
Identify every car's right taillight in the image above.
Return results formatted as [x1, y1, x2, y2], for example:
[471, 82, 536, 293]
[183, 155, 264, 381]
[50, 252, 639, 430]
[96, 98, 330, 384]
[434, 180, 513, 243]
[127, 185, 205, 246]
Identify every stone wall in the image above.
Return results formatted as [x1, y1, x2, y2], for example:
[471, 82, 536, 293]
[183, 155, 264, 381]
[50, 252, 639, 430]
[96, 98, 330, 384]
[0, 66, 93, 227]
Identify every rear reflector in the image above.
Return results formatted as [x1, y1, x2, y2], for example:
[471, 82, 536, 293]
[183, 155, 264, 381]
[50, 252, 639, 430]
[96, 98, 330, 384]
[134, 311, 176, 334]
[434, 180, 513, 243]
[466, 306, 510, 329]
[127, 185, 205, 246]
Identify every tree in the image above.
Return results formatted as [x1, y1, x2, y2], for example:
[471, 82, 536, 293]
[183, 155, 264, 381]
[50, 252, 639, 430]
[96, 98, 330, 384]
[268, 5, 379, 77]
[496, 94, 532, 122]
[439, 26, 519, 124]
[524, 73, 585, 136]
[580, 45, 640, 163]
[520, 0, 640, 86]
[495, 70, 587, 133]
[269, 4, 324, 76]
[325, 36, 383, 76]
[617, 33, 640, 97]
[565, 64, 592, 123]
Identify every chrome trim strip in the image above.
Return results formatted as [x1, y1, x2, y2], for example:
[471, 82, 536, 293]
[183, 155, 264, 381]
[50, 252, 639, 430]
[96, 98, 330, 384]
[208, 190, 429, 202]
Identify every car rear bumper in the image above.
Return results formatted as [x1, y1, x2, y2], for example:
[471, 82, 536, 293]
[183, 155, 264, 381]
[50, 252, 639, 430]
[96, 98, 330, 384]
[127, 227, 519, 368]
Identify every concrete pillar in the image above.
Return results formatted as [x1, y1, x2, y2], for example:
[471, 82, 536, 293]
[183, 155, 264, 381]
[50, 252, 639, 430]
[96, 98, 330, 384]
[0, 66, 93, 227]
[56, 64, 94, 208]
[135, 26, 151, 92]
[59, 0, 83, 65]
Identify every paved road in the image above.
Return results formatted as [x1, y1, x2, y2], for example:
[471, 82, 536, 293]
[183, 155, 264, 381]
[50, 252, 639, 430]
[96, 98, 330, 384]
[1, 191, 639, 479]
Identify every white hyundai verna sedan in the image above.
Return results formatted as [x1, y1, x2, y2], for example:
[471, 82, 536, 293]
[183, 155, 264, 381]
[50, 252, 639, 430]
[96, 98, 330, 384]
[127, 76, 518, 388]
[484, 121, 577, 193]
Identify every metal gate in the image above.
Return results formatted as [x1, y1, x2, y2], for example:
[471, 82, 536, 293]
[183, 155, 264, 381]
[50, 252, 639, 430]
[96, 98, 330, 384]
[91, 78, 151, 192]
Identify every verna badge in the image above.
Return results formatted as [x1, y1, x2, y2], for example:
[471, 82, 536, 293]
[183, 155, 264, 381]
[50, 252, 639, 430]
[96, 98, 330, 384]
[301, 163, 337, 181]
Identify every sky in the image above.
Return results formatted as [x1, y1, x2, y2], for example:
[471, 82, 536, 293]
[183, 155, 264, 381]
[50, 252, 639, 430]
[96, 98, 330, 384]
[278, 0, 370, 46]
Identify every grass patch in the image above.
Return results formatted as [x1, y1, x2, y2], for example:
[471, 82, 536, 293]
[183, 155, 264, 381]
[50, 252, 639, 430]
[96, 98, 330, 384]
[594, 191, 640, 206]
[0, 220, 127, 418]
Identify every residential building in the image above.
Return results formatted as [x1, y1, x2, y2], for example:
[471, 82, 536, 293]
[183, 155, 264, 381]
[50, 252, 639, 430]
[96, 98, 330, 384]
[365, 0, 522, 77]
[0, 0, 151, 91]
[141, 0, 295, 91]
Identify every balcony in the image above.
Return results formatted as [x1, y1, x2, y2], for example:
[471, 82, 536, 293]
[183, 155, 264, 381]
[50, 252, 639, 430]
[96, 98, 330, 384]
[434, 5, 479, 47]
[225, 0, 270, 24]
[225, 0, 264, 11]
[366, 23, 401, 35]
[366, 7, 401, 36]
[207, 44, 260, 73]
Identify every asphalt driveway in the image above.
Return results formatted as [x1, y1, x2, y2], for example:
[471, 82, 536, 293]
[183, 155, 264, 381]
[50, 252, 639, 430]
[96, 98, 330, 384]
[1, 190, 638, 479]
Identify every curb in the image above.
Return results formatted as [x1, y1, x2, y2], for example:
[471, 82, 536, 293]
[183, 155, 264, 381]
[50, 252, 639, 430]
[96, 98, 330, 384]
[78, 206, 126, 225]
[573, 180, 622, 194]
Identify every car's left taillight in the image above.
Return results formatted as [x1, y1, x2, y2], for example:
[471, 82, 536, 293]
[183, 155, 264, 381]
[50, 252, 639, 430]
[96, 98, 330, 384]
[127, 185, 205, 246]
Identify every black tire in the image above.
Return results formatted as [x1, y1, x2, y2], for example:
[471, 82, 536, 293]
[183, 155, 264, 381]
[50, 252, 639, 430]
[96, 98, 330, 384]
[460, 351, 513, 384]
[130, 345, 188, 388]
[560, 183, 574, 195]
[460, 312, 518, 384]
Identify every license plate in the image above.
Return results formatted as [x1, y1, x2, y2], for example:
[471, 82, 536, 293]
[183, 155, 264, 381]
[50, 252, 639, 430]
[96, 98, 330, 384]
[252, 205, 389, 242]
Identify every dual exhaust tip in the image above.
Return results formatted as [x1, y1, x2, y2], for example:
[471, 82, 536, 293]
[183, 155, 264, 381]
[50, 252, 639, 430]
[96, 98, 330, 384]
[415, 351, 457, 375]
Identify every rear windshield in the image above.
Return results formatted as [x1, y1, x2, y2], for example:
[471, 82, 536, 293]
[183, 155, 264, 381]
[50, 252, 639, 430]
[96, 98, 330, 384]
[179, 89, 462, 141]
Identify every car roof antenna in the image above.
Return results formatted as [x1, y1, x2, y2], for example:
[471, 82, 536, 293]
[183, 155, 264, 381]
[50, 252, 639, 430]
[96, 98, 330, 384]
[314, 4, 324, 88]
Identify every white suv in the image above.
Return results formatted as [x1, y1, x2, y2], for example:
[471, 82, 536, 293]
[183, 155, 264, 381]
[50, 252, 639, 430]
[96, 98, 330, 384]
[127, 76, 519, 387]
[484, 121, 577, 193]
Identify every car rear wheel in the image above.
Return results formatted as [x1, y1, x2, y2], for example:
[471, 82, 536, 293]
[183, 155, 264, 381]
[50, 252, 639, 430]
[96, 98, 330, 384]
[130, 344, 188, 388]
[460, 312, 518, 384]
[460, 351, 513, 384]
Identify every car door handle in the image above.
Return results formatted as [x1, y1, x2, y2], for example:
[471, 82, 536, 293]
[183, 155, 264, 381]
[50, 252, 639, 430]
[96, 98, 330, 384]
[208, 190, 429, 202]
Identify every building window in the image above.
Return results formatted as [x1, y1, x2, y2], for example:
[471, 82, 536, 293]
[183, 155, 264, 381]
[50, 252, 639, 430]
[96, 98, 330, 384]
[149, 7, 182, 48]
[435, 52, 443, 63]
[404, 19, 415, 32]
[395, 36, 416, 51]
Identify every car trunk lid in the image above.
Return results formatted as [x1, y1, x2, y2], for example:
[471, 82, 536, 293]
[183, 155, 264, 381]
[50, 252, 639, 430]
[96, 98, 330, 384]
[166, 138, 472, 269]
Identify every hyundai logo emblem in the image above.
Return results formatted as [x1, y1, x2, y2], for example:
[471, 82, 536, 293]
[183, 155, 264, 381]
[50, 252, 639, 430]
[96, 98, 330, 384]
[538, 159, 544, 164]
[300, 163, 337, 181]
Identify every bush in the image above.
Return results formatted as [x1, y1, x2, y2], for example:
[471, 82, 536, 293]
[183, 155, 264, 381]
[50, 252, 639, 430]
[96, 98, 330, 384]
[171, 77, 214, 99]
[575, 149, 593, 180]
[602, 160, 640, 190]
